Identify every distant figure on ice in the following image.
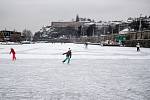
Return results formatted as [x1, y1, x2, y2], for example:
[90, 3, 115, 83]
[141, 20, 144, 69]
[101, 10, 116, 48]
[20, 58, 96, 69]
[10, 48, 16, 61]
[62, 48, 72, 64]
[136, 43, 140, 52]
[85, 42, 88, 48]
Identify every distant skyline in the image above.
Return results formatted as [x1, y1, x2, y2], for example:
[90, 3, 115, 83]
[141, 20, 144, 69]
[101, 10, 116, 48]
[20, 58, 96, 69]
[0, 0, 150, 33]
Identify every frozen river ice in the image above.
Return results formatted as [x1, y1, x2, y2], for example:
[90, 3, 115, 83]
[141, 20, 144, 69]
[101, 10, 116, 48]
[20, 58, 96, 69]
[0, 43, 150, 100]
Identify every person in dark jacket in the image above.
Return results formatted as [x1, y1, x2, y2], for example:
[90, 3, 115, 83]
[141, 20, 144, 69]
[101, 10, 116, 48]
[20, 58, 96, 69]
[136, 43, 140, 52]
[10, 48, 16, 61]
[62, 48, 72, 64]
[85, 42, 88, 48]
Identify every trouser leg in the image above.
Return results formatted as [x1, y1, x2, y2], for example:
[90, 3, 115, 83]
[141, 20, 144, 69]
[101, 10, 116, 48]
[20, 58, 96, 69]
[12, 54, 16, 60]
[67, 57, 70, 64]
[63, 57, 68, 62]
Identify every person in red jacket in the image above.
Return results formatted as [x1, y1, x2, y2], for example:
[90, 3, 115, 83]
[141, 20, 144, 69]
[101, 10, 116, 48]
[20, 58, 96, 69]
[62, 48, 72, 64]
[10, 48, 16, 61]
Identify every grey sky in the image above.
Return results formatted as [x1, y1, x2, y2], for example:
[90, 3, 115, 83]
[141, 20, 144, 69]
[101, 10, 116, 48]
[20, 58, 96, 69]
[0, 0, 150, 33]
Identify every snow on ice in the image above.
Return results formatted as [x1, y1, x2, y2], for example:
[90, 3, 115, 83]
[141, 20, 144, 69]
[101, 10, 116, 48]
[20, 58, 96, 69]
[0, 43, 150, 100]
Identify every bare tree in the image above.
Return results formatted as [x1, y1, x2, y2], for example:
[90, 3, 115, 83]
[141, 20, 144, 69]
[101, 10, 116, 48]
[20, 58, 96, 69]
[22, 29, 33, 41]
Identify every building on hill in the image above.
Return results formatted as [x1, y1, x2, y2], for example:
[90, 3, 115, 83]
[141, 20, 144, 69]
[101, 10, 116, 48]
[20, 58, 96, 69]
[51, 21, 84, 38]
[51, 22, 83, 28]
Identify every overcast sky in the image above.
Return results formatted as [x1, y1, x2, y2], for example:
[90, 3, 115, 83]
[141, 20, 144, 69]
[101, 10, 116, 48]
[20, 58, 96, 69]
[0, 0, 150, 33]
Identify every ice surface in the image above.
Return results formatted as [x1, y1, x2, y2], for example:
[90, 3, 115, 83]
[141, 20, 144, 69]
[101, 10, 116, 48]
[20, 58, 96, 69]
[0, 43, 150, 100]
[1, 43, 150, 60]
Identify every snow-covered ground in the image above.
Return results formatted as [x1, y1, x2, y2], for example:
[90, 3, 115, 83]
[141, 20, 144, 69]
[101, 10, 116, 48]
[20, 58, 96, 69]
[0, 43, 150, 100]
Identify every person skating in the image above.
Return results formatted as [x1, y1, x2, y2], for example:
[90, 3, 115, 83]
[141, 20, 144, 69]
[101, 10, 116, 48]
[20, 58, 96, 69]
[85, 42, 88, 48]
[10, 48, 16, 61]
[62, 48, 72, 64]
[136, 43, 140, 52]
